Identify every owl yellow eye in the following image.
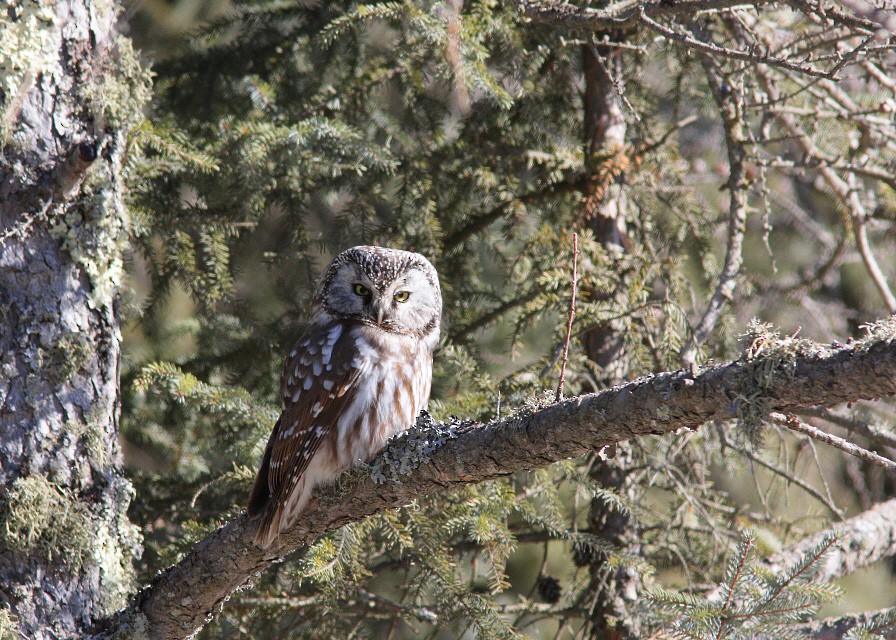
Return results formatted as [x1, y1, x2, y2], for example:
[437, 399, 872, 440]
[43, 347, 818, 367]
[353, 283, 370, 297]
[394, 291, 410, 303]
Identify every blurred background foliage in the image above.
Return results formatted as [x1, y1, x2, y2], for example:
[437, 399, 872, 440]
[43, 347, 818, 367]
[118, 0, 896, 637]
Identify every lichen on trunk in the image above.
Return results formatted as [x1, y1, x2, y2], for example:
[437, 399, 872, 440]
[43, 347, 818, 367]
[0, 0, 150, 637]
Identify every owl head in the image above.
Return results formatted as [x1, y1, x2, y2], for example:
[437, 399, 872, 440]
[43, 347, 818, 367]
[314, 246, 442, 339]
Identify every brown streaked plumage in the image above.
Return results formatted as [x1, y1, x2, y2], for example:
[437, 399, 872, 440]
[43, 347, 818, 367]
[248, 247, 441, 549]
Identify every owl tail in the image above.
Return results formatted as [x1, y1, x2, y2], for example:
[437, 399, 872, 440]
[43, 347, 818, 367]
[248, 417, 280, 549]
[253, 503, 283, 550]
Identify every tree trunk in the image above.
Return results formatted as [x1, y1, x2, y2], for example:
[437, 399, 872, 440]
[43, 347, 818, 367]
[579, 39, 645, 640]
[0, 2, 148, 637]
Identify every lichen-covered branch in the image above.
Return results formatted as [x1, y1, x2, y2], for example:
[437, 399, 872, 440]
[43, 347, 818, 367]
[763, 498, 896, 585]
[797, 605, 896, 639]
[94, 319, 896, 640]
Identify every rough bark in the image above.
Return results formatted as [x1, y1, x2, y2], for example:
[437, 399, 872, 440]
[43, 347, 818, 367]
[95, 324, 896, 640]
[799, 606, 896, 640]
[578, 37, 644, 640]
[763, 498, 896, 584]
[0, 1, 148, 638]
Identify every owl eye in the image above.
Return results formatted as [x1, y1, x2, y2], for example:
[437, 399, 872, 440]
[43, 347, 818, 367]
[353, 283, 371, 297]
[394, 291, 410, 303]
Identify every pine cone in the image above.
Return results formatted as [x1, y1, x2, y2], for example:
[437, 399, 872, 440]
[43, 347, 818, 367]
[537, 575, 562, 604]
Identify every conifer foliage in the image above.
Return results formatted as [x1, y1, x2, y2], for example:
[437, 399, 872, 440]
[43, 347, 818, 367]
[32, 0, 896, 636]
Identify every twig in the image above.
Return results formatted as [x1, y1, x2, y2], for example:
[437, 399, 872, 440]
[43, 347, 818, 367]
[721, 433, 845, 517]
[755, 66, 896, 315]
[797, 406, 896, 450]
[849, 173, 896, 314]
[516, 0, 778, 30]
[586, 36, 645, 129]
[638, 10, 830, 78]
[772, 412, 896, 474]
[232, 591, 439, 623]
[555, 232, 578, 402]
[680, 53, 748, 365]
[828, 0, 896, 34]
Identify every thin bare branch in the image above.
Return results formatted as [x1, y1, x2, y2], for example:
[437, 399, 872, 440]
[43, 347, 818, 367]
[638, 10, 831, 77]
[832, 0, 896, 33]
[798, 406, 896, 450]
[516, 0, 774, 30]
[850, 174, 896, 314]
[756, 67, 896, 315]
[772, 412, 896, 473]
[555, 232, 579, 402]
[721, 434, 846, 517]
[680, 52, 748, 365]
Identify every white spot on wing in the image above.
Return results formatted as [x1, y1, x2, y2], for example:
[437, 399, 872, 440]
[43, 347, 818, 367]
[321, 324, 343, 364]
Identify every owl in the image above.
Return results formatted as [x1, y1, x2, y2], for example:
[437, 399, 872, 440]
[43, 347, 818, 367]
[248, 246, 442, 549]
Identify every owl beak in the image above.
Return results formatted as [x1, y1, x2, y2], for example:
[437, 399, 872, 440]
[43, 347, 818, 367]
[373, 300, 386, 326]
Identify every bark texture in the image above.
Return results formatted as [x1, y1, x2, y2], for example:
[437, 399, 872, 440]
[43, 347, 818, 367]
[579, 37, 644, 640]
[763, 498, 896, 584]
[96, 326, 896, 640]
[0, 1, 148, 638]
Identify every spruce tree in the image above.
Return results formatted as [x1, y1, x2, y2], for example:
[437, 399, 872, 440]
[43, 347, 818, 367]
[2, 0, 896, 638]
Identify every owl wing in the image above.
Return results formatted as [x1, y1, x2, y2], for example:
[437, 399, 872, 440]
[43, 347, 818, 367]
[247, 321, 365, 546]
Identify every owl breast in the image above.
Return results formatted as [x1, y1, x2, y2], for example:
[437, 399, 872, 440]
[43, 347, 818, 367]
[269, 321, 433, 541]
[332, 324, 432, 469]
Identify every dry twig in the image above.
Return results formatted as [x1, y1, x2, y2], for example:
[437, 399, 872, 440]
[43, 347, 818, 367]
[772, 412, 896, 474]
[680, 53, 748, 365]
[556, 232, 579, 402]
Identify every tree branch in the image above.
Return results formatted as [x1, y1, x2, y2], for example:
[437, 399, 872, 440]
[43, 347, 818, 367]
[756, 67, 896, 315]
[772, 412, 896, 474]
[638, 11, 831, 78]
[680, 48, 749, 365]
[797, 605, 896, 639]
[95, 321, 896, 640]
[515, 0, 883, 34]
[763, 497, 896, 584]
[515, 0, 774, 30]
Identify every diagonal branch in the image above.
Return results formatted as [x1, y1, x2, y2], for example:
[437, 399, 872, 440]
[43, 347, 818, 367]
[756, 67, 896, 315]
[638, 11, 830, 78]
[680, 48, 748, 365]
[515, 0, 775, 30]
[772, 412, 896, 473]
[94, 321, 896, 640]
[516, 0, 883, 33]
[763, 497, 896, 584]
[797, 605, 896, 639]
